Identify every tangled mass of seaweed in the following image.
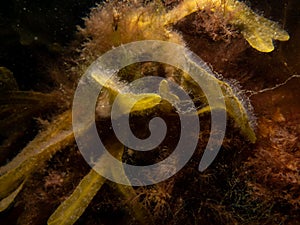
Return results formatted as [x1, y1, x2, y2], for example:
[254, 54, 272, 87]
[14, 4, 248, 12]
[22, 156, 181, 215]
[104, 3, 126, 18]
[0, 0, 299, 224]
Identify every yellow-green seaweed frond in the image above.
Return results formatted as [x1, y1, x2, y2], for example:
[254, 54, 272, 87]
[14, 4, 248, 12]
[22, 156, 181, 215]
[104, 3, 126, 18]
[163, 0, 289, 52]
[48, 168, 106, 225]
[91, 72, 162, 115]
[0, 111, 74, 211]
[48, 144, 152, 225]
[226, 0, 289, 52]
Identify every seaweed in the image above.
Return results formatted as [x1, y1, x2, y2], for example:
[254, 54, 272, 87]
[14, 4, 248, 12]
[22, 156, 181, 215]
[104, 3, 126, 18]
[164, 0, 289, 52]
[0, 0, 293, 224]
[0, 111, 73, 211]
